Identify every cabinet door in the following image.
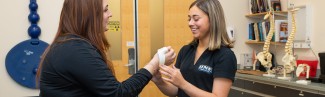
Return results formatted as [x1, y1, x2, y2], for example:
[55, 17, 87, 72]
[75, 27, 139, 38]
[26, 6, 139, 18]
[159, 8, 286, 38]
[228, 89, 244, 97]
[244, 80, 275, 95]
[272, 86, 300, 97]
[243, 92, 263, 97]
[302, 92, 325, 97]
[274, 86, 325, 97]
[233, 78, 245, 88]
[229, 89, 262, 97]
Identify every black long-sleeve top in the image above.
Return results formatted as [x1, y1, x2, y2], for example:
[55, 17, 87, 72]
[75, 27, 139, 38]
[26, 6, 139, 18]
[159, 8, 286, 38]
[40, 35, 152, 97]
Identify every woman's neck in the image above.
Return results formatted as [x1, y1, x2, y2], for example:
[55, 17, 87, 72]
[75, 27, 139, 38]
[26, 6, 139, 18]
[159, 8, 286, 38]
[198, 37, 209, 49]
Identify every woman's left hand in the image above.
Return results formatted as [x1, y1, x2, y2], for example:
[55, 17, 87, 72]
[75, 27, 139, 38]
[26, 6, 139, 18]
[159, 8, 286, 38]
[159, 65, 186, 88]
[163, 46, 176, 66]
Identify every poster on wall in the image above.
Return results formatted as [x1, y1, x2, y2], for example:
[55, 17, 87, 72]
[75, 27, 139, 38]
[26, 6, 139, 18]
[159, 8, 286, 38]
[107, 21, 120, 32]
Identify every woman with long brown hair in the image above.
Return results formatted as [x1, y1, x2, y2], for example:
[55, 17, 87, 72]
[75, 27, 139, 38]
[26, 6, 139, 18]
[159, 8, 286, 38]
[37, 0, 175, 96]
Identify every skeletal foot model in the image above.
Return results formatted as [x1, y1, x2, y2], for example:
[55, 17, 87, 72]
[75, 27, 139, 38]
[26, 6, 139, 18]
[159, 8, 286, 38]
[257, 11, 276, 77]
[278, 7, 300, 80]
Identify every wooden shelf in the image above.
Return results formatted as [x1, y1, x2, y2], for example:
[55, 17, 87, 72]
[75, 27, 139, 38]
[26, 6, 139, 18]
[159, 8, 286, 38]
[245, 11, 288, 19]
[245, 41, 285, 45]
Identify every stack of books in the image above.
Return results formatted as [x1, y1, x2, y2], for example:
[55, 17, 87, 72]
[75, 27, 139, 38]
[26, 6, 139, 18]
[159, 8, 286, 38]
[248, 20, 288, 42]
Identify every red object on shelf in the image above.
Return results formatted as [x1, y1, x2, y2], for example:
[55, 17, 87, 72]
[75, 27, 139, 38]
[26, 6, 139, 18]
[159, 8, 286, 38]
[296, 60, 319, 78]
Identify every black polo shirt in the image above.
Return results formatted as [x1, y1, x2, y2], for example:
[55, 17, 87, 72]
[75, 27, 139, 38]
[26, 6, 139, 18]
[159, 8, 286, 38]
[40, 35, 152, 97]
[175, 43, 237, 97]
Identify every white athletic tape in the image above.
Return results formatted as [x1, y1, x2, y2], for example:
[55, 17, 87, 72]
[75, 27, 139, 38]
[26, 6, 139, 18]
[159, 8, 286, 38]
[157, 47, 168, 65]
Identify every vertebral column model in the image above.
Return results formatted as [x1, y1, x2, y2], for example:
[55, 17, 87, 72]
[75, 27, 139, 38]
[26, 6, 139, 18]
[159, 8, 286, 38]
[281, 8, 299, 76]
[257, 11, 275, 75]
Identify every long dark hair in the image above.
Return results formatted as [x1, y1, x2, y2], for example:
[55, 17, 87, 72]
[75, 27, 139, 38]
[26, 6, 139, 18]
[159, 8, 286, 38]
[36, 0, 115, 86]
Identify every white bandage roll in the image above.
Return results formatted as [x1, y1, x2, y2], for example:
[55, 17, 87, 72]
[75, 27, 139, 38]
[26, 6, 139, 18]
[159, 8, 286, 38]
[157, 47, 168, 65]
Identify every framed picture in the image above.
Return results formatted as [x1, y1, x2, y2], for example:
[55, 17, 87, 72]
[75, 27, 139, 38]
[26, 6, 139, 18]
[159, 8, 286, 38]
[279, 22, 288, 42]
[271, 0, 281, 11]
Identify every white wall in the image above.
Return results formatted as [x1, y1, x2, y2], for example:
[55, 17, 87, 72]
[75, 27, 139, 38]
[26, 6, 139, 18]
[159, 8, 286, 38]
[308, 0, 325, 56]
[0, 0, 63, 96]
[219, 0, 251, 64]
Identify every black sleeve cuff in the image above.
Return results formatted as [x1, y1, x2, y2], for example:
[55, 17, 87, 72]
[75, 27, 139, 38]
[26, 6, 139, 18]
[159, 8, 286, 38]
[138, 68, 153, 79]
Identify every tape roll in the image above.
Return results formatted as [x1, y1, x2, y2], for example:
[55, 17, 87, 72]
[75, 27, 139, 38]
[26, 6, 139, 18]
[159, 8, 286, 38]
[157, 47, 168, 65]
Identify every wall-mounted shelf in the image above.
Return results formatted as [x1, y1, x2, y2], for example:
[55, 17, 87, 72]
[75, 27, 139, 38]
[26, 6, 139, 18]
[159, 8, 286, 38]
[245, 41, 285, 45]
[245, 11, 288, 19]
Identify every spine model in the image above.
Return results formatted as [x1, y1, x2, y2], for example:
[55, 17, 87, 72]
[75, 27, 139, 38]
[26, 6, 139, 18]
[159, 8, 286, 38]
[281, 7, 299, 77]
[257, 10, 275, 75]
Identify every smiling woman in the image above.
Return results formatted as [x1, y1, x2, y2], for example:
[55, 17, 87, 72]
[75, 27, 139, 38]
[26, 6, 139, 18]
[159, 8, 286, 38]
[152, 0, 237, 97]
[36, 0, 176, 97]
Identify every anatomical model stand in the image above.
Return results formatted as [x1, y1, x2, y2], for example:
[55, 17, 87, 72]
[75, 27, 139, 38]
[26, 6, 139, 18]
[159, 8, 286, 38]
[252, 50, 257, 71]
[296, 64, 311, 85]
[257, 9, 276, 77]
[278, 5, 299, 80]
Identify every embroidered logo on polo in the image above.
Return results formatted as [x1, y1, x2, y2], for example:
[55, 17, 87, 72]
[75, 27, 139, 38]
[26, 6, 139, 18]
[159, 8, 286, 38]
[198, 65, 212, 74]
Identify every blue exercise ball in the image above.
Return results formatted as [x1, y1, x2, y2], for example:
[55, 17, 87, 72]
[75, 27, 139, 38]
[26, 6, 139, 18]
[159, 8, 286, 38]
[28, 12, 39, 24]
[29, 2, 38, 11]
[28, 24, 41, 39]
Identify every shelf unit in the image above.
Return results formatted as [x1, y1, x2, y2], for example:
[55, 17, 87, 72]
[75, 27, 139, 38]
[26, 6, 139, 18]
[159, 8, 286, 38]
[246, 11, 288, 45]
